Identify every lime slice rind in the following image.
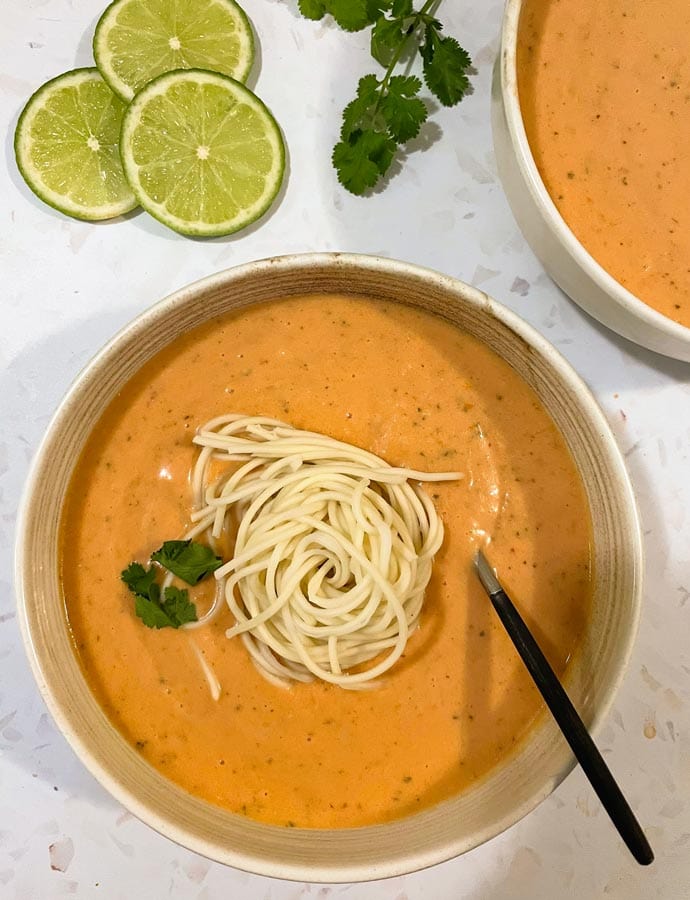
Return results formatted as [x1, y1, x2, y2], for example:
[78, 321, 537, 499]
[94, 0, 254, 102]
[14, 68, 138, 222]
[120, 68, 285, 237]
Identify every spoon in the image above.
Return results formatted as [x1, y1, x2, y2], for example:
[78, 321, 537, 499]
[474, 549, 653, 866]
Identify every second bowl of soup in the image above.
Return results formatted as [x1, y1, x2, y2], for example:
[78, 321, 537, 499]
[493, 0, 690, 361]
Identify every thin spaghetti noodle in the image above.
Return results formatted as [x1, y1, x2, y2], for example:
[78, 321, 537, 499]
[183, 415, 462, 689]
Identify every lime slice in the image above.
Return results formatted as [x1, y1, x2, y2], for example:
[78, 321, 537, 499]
[94, 0, 254, 102]
[14, 68, 137, 221]
[120, 68, 285, 237]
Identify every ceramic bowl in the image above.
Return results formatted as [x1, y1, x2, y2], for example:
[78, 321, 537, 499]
[16, 253, 643, 881]
[492, 0, 690, 363]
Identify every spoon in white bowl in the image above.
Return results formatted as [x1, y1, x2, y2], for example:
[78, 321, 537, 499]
[474, 549, 653, 866]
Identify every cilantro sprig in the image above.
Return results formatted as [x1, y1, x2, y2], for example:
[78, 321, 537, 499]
[298, 0, 472, 194]
[151, 540, 222, 585]
[121, 540, 222, 630]
[121, 561, 198, 629]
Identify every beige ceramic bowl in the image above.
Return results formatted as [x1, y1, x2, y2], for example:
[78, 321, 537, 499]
[16, 253, 642, 881]
[492, 0, 690, 363]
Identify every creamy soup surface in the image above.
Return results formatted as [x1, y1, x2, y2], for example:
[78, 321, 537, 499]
[61, 295, 592, 828]
[518, 0, 690, 327]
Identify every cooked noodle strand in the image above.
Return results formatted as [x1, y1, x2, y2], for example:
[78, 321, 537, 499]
[183, 415, 461, 690]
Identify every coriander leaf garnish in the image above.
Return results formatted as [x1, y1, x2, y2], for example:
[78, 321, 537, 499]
[151, 539, 223, 585]
[121, 562, 160, 603]
[298, 0, 327, 20]
[161, 586, 198, 626]
[133, 586, 198, 629]
[370, 15, 403, 66]
[340, 74, 380, 139]
[333, 129, 397, 195]
[299, 0, 472, 194]
[421, 31, 472, 107]
[391, 0, 413, 15]
[121, 541, 220, 630]
[121, 561, 191, 629]
[379, 75, 428, 143]
[134, 593, 176, 629]
[299, 0, 386, 30]
[328, 0, 375, 31]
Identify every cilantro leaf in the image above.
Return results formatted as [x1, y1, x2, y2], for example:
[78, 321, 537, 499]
[422, 31, 472, 107]
[370, 16, 403, 67]
[123, 560, 199, 629]
[356, 72, 380, 102]
[391, 0, 412, 15]
[341, 96, 372, 140]
[134, 594, 175, 629]
[365, 130, 397, 175]
[380, 75, 427, 142]
[333, 136, 380, 195]
[151, 540, 223, 585]
[366, 0, 393, 18]
[133, 586, 198, 629]
[122, 544, 207, 629]
[160, 586, 198, 627]
[121, 562, 159, 601]
[326, 0, 373, 31]
[298, 0, 326, 19]
[304, 0, 390, 30]
[363, 0, 393, 27]
[333, 129, 397, 195]
[341, 74, 380, 140]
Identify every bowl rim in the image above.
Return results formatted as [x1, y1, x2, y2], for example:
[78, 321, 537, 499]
[14, 252, 644, 881]
[500, 0, 690, 347]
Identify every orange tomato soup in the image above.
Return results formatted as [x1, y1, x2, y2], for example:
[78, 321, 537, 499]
[61, 295, 592, 828]
[518, 0, 690, 327]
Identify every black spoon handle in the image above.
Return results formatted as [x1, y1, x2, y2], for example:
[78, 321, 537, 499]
[475, 550, 653, 866]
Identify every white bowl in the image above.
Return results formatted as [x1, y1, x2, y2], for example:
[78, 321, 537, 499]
[16, 253, 643, 881]
[492, 0, 690, 362]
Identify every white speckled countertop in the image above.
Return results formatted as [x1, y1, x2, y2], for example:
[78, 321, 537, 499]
[2, 1, 689, 897]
